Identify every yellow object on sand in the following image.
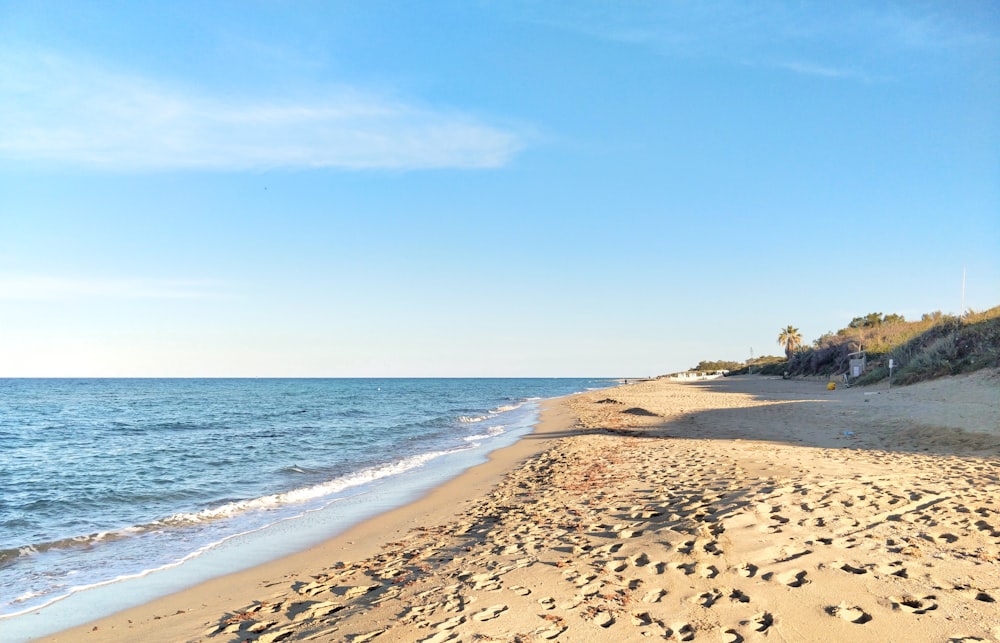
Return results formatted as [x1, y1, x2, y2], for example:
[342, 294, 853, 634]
[827, 382, 837, 390]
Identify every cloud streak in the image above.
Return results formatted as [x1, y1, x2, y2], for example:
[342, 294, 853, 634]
[771, 60, 875, 82]
[0, 273, 223, 301]
[0, 50, 524, 171]
[512, 1, 997, 81]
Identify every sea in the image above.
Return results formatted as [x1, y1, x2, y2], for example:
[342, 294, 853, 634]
[0, 378, 612, 641]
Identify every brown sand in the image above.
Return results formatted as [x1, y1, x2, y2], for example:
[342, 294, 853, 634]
[43, 371, 1000, 642]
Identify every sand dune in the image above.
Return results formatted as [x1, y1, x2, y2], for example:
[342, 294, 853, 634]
[49, 371, 1000, 642]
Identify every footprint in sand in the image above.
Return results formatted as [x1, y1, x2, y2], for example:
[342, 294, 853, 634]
[694, 589, 722, 607]
[246, 620, 277, 633]
[587, 609, 615, 628]
[535, 621, 568, 640]
[419, 631, 458, 643]
[891, 595, 938, 614]
[737, 562, 758, 578]
[434, 614, 466, 630]
[632, 611, 655, 626]
[677, 540, 696, 554]
[342, 583, 381, 599]
[353, 629, 389, 643]
[826, 604, 872, 624]
[617, 528, 644, 539]
[472, 604, 508, 621]
[774, 547, 812, 563]
[834, 561, 868, 575]
[751, 611, 774, 632]
[294, 580, 330, 597]
[778, 570, 809, 588]
[630, 552, 650, 567]
[596, 542, 625, 555]
[878, 561, 909, 578]
[703, 540, 722, 555]
[283, 600, 321, 620]
[468, 571, 499, 587]
[973, 519, 1000, 537]
[729, 589, 750, 603]
[642, 588, 667, 603]
[953, 586, 996, 603]
[675, 562, 697, 575]
[666, 623, 696, 641]
[723, 628, 745, 643]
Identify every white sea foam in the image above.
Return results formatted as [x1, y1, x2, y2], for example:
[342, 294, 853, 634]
[463, 425, 505, 442]
[11, 591, 42, 605]
[5, 447, 478, 570]
[0, 445, 478, 622]
[490, 402, 524, 414]
[458, 414, 489, 423]
[162, 448, 471, 526]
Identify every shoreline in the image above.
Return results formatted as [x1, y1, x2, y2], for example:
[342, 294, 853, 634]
[34, 372, 1000, 641]
[33, 394, 586, 642]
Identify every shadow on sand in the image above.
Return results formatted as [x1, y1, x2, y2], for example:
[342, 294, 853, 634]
[530, 375, 1000, 458]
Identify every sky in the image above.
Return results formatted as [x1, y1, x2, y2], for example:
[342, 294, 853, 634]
[0, 1, 998, 377]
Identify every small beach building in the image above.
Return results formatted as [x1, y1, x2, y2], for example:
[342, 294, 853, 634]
[848, 350, 866, 379]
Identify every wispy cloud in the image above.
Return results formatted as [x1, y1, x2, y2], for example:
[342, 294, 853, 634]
[771, 60, 875, 83]
[509, 1, 997, 81]
[0, 49, 524, 171]
[0, 273, 223, 300]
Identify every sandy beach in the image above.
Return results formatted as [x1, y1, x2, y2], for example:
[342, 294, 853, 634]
[41, 371, 1000, 642]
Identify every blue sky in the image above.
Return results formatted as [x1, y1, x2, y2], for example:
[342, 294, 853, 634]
[1, 1, 997, 377]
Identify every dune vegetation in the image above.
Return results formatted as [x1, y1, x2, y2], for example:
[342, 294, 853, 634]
[700, 305, 1000, 385]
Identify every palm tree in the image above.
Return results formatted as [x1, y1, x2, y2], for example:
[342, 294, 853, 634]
[778, 325, 802, 360]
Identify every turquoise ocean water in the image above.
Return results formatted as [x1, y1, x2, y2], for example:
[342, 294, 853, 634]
[0, 378, 610, 640]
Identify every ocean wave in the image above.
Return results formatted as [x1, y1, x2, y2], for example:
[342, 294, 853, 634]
[462, 399, 528, 423]
[462, 426, 505, 442]
[2, 447, 475, 566]
[0, 530, 135, 570]
[279, 464, 317, 475]
[489, 402, 524, 414]
[165, 448, 471, 524]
